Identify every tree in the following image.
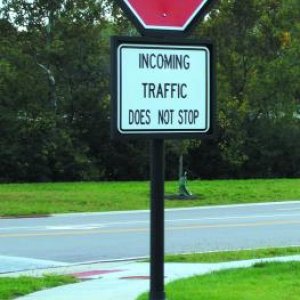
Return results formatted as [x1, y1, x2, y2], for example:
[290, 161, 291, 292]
[0, 0, 299, 181]
[186, 0, 300, 178]
[0, 1, 112, 181]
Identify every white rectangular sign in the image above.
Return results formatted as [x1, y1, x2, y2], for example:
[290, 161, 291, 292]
[113, 39, 213, 137]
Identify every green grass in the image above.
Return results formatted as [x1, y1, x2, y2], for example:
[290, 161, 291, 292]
[0, 179, 299, 217]
[137, 261, 300, 300]
[164, 246, 300, 263]
[0, 275, 77, 300]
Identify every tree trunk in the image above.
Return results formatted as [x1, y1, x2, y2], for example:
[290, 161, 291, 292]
[178, 154, 183, 180]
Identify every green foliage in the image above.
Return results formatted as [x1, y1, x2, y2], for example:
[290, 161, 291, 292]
[1, 2, 103, 181]
[0, 0, 299, 181]
[186, 0, 300, 179]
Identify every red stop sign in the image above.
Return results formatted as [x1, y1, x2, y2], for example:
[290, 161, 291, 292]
[117, 0, 216, 35]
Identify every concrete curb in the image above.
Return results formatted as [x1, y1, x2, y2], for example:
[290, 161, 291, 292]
[50, 200, 300, 218]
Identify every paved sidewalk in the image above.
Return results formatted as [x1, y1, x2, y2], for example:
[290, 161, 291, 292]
[4, 255, 300, 300]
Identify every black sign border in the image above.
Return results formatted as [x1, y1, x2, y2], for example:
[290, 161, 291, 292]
[111, 36, 216, 140]
[115, 0, 219, 37]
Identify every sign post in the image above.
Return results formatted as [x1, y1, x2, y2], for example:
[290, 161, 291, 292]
[112, 36, 214, 300]
[150, 138, 165, 300]
[112, 1, 217, 300]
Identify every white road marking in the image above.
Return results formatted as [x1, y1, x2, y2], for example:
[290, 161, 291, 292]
[46, 225, 106, 230]
[0, 224, 107, 231]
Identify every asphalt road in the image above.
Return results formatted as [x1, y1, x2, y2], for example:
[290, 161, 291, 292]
[1, 201, 300, 272]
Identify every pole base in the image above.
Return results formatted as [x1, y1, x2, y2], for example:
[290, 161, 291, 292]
[150, 291, 166, 300]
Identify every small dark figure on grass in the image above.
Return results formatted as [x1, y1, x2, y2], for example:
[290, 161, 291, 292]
[165, 171, 199, 200]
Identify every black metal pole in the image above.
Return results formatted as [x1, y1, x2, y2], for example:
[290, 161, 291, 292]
[150, 139, 166, 300]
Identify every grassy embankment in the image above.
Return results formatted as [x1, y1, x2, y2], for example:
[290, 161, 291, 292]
[165, 246, 300, 263]
[139, 246, 300, 299]
[137, 261, 300, 300]
[0, 275, 77, 300]
[0, 179, 299, 217]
